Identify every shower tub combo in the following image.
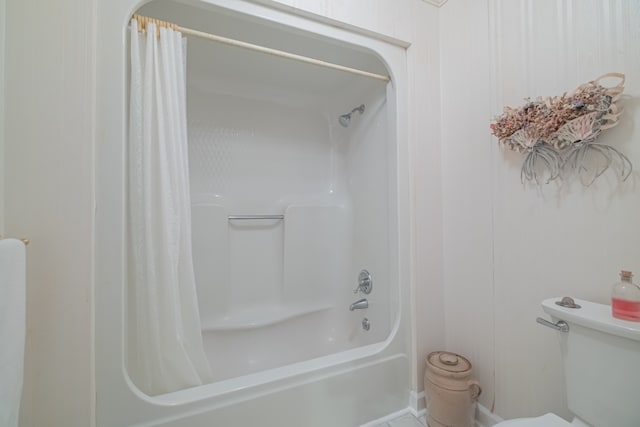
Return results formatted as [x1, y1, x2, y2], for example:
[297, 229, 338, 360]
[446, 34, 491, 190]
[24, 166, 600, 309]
[95, 0, 411, 425]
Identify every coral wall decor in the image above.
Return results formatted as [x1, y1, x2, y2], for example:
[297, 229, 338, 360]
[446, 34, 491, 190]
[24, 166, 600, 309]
[491, 73, 630, 185]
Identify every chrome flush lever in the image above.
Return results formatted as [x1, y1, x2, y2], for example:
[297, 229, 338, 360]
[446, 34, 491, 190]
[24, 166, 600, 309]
[536, 317, 569, 332]
[353, 269, 373, 294]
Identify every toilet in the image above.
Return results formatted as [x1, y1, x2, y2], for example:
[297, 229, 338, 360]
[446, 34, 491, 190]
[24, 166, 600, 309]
[494, 297, 640, 427]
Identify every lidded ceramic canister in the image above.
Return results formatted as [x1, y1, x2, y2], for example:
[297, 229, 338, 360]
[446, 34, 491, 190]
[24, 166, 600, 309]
[424, 351, 481, 427]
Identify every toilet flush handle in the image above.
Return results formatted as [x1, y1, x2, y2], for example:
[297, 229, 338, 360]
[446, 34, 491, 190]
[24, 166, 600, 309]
[536, 317, 569, 332]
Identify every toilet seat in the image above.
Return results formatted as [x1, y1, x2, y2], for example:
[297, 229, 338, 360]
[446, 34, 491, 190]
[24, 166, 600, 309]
[494, 413, 571, 427]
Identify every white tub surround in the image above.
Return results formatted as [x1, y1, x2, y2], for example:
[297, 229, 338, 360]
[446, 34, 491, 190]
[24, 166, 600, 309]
[95, 0, 410, 425]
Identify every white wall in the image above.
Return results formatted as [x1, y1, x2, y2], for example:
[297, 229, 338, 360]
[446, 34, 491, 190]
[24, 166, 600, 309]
[0, 0, 6, 233]
[9, 0, 638, 424]
[2, 0, 632, 424]
[3, 0, 96, 426]
[439, 0, 495, 415]
[441, 0, 640, 420]
[19, 0, 633, 425]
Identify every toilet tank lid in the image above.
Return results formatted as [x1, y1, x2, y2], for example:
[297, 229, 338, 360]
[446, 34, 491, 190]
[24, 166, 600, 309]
[542, 298, 640, 342]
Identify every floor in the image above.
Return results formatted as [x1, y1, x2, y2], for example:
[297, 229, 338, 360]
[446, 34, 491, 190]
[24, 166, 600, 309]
[374, 413, 427, 427]
[377, 412, 489, 427]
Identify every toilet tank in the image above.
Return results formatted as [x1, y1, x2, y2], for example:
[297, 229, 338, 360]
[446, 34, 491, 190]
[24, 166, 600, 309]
[542, 298, 640, 427]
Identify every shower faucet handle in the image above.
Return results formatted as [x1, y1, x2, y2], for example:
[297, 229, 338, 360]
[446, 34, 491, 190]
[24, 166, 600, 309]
[354, 270, 372, 294]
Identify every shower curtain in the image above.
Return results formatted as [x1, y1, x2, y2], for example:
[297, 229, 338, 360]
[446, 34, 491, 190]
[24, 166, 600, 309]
[128, 18, 212, 395]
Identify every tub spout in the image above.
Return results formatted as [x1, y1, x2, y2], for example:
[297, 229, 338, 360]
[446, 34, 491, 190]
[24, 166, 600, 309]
[349, 298, 369, 311]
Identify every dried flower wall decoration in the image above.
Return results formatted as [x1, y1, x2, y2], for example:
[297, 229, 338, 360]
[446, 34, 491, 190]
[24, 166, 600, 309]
[491, 73, 631, 185]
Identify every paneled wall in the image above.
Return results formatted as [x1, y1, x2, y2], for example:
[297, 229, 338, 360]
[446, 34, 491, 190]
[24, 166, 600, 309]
[4, 0, 96, 426]
[0, 0, 6, 232]
[13, 0, 636, 424]
[442, 0, 640, 420]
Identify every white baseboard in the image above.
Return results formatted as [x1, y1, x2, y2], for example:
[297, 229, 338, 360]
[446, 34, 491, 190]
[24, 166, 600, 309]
[476, 404, 504, 427]
[363, 393, 504, 427]
[359, 408, 412, 427]
[409, 390, 426, 418]
[407, 390, 503, 427]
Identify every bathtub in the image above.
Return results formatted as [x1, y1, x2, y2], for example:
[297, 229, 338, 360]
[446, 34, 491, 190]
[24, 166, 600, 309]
[95, 0, 411, 425]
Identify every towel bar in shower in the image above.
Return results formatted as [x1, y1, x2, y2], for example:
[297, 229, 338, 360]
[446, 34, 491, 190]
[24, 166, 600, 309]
[227, 215, 284, 221]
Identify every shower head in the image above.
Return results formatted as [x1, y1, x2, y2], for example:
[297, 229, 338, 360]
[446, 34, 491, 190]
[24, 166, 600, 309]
[338, 104, 365, 127]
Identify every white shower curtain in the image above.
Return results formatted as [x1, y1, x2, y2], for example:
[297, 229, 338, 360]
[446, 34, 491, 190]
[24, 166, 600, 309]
[128, 19, 212, 395]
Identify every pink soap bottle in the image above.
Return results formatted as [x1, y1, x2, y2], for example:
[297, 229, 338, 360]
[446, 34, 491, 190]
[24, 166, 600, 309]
[611, 270, 640, 321]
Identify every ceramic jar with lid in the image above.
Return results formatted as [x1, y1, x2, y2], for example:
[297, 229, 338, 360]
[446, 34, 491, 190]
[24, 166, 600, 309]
[424, 351, 481, 427]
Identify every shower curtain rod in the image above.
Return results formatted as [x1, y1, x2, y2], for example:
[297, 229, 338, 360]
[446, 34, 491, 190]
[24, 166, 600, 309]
[132, 14, 391, 82]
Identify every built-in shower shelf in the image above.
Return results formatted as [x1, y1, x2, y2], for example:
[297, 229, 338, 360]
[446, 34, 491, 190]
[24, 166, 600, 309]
[201, 302, 333, 331]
